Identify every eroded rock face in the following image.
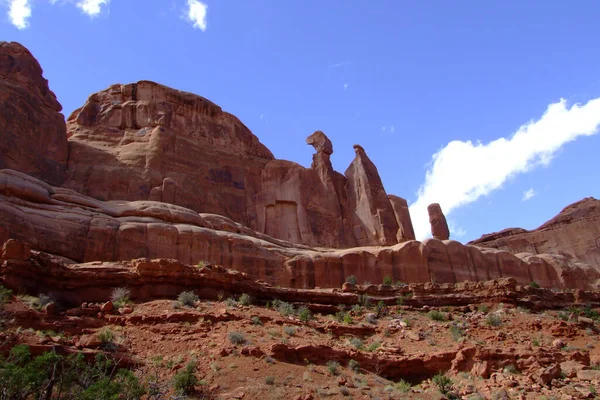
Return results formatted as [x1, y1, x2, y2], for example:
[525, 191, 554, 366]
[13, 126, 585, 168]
[63, 81, 274, 232]
[1, 169, 597, 290]
[62, 81, 406, 248]
[0, 42, 68, 185]
[388, 195, 416, 242]
[428, 203, 450, 240]
[345, 145, 400, 246]
[470, 197, 600, 270]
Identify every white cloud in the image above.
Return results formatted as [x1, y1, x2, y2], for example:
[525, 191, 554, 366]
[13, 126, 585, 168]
[186, 0, 207, 31]
[343, 83, 348, 90]
[409, 97, 600, 240]
[328, 60, 351, 69]
[7, 0, 31, 29]
[448, 221, 466, 238]
[76, 0, 109, 16]
[522, 188, 536, 201]
[381, 124, 395, 133]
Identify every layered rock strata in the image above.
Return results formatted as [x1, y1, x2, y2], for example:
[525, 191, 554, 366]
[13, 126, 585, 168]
[1, 170, 597, 290]
[471, 197, 600, 270]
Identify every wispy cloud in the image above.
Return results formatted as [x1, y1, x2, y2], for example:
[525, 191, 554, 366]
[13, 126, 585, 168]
[522, 188, 536, 201]
[328, 60, 352, 69]
[343, 83, 349, 90]
[76, 0, 109, 16]
[448, 221, 466, 238]
[381, 124, 395, 133]
[186, 0, 208, 31]
[409, 97, 600, 240]
[7, 0, 31, 29]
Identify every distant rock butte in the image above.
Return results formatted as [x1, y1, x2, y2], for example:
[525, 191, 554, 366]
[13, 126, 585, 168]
[470, 197, 600, 271]
[1, 41, 599, 291]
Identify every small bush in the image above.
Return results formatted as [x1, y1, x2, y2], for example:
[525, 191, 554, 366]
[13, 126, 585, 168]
[343, 313, 353, 324]
[97, 327, 115, 344]
[486, 314, 503, 327]
[395, 379, 412, 393]
[251, 316, 263, 326]
[349, 337, 364, 350]
[557, 311, 569, 321]
[365, 313, 378, 325]
[178, 291, 199, 307]
[529, 281, 540, 289]
[427, 310, 446, 321]
[297, 306, 313, 322]
[238, 293, 252, 306]
[449, 324, 464, 341]
[110, 287, 130, 307]
[35, 294, 53, 310]
[348, 359, 360, 372]
[228, 331, 246, 345]
[275, 300, 295, 316]
[383, 276, 393, 285]
[478, 304, 490, 313]
[225, 297, 237, 307]
[345, 275, 357, 285]
[432, 373, 453, 395]
[375, 301, 388, 317]
[367, 341, 381, 352]
[172, 359, 199, 395]
[0, 285, 12, 307]
[197, 261, 206, 268]
[358, 294, 371, 307]
[326, 360, 339, 375]
[283, 326, 297, 336]
[265, 376, 275, 385]
[503, 364, 518, 374]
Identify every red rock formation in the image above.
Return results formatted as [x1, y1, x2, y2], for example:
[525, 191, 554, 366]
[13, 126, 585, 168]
[428, 203, 450, 240]
[63, 81, 274, 232]
[0, 42, 67, 185]
[345, 145, 399, 246]
[62, 80, 404, 248]
[470, 197, 600, 270]
[1, 170, 597, 290]
[388, 195, 416, 241]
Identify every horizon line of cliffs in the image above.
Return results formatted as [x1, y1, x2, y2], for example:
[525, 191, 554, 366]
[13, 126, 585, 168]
[0, 169, 597, 290]
[0, 40, 450, 249]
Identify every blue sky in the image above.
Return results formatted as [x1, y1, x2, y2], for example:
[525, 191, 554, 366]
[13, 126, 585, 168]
[2, 0, 600, 241]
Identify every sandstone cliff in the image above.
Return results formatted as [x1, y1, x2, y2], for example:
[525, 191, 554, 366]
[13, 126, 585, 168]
[0, 42, 67, 185]
[1, 170, 597, 290]
[62, 80, 410, 248]
[470, 197, 600, 270]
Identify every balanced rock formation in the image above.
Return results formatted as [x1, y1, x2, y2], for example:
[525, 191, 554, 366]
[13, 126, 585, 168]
[0, 42, 68, 185]
[428, 203, 450, 240]
[471, 197, 600, 270]
[1, 169, 598, 290]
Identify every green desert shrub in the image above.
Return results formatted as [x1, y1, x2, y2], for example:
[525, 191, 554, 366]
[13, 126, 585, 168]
[172, 359, 199, 395]
[228, 331, 246, 345]
[177, 291, 199, 307]
[110, 287, 131, 308]
[427, 310, 446, 321]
